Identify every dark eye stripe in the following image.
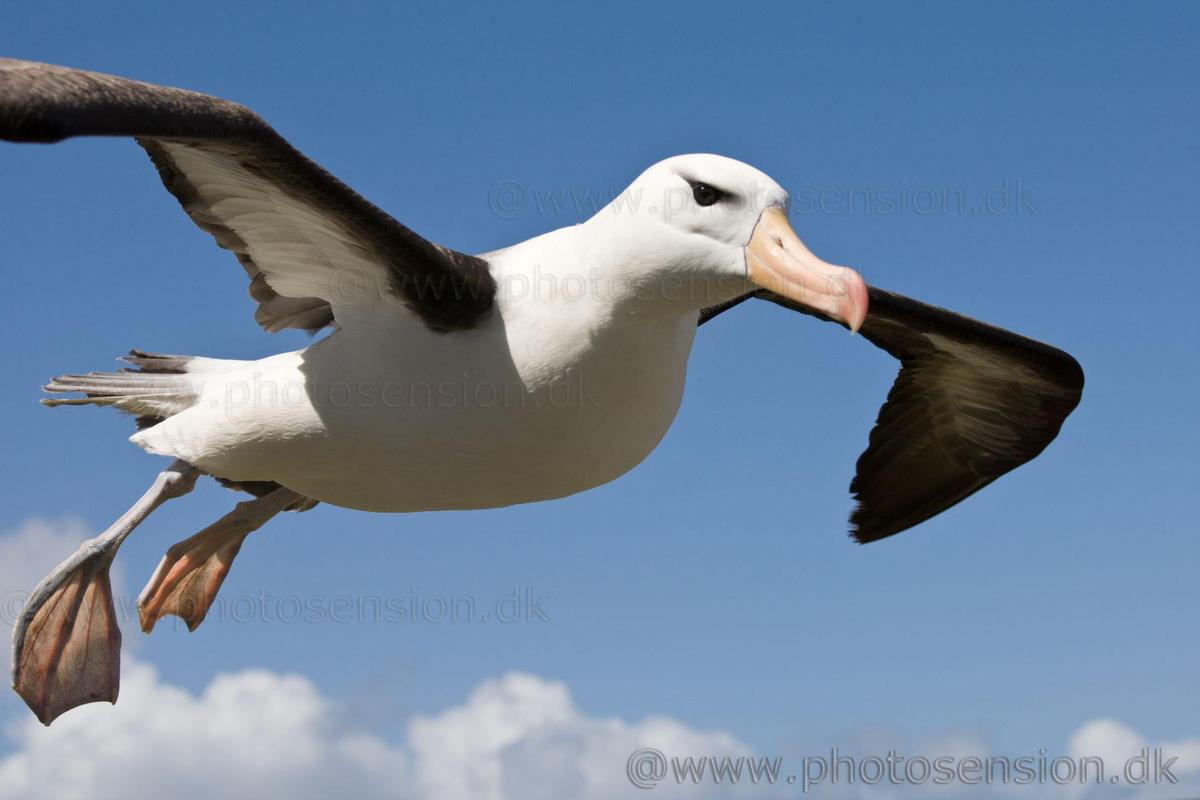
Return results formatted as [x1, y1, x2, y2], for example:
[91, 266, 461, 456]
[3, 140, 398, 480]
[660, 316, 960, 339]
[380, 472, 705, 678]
[689, 181, 725, 207]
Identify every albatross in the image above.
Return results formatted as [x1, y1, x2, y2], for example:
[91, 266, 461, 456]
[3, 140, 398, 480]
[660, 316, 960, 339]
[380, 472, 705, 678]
[0, 58, 1083, 725]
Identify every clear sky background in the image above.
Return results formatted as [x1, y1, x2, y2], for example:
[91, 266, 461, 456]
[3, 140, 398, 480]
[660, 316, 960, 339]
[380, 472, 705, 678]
[0, 3, 1197, 798]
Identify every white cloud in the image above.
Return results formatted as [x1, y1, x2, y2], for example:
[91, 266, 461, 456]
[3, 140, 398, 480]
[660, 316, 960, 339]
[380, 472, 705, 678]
[4, 657, 1197, 800]
[1067, 718, 1200, 799]
[0, 661, 756, 800]
[409, 672, 753, 800]
[0, 657, 411, 800]
[1069, 719, 1149, 776]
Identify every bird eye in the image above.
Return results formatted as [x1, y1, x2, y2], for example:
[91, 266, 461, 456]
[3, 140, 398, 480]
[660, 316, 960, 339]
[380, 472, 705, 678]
[691, 182, 724, 207]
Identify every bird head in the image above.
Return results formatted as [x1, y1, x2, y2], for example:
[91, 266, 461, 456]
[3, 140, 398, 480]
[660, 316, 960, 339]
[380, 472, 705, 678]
[587, 154, 867, 329]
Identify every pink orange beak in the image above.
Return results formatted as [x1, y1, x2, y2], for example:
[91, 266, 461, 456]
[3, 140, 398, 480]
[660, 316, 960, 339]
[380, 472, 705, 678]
[745, 206, 868, 332]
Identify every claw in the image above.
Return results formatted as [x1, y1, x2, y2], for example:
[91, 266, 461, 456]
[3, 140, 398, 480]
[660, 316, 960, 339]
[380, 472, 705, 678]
[11, 543, 122, 726]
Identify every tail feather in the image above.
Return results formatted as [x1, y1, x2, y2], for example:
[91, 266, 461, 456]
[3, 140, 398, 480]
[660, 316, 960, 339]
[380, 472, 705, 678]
[119, 349, 193, 373]
[42, 351, 198, 422]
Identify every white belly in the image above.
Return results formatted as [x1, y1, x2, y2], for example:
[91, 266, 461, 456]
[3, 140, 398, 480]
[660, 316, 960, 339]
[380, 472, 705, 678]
[137, 311, 698, 512]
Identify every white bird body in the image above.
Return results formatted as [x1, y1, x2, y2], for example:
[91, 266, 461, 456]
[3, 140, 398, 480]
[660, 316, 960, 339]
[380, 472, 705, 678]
[133, 220, 704, 512]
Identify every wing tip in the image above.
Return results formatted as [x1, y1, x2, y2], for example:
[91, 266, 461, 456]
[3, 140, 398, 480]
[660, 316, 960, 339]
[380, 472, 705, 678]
[847, 516, 897, 545]
[1061, 351, 1086, 405]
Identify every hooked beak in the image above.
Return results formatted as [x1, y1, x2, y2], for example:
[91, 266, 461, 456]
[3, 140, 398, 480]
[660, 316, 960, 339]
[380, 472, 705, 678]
[745, 206, 868, 332]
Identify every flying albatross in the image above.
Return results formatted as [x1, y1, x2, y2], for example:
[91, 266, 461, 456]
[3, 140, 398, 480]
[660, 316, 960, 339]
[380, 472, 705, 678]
[0, 58, 1083, 725]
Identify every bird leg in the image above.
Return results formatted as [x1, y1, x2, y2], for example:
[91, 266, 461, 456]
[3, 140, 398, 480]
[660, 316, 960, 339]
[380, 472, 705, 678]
[137, 487, 304, 634]
[11, 459, 200, 725]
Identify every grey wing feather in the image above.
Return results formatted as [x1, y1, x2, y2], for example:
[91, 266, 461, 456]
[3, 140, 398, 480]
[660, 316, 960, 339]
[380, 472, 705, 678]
[0, 57, 495, 333]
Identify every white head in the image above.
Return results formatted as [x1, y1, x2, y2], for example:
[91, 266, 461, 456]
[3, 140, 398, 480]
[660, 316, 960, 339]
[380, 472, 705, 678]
[585, 154, 867, 329]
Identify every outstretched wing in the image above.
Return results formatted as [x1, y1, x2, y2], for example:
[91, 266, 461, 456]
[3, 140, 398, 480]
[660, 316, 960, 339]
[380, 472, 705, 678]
[0, 58, 494, 333]
[700, 287, 1084, 542]
[846, 288, 1083, 542]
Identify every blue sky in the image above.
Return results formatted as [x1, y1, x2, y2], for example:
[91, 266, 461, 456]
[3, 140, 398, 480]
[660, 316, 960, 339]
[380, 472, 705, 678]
[1, 2, 1197, 796]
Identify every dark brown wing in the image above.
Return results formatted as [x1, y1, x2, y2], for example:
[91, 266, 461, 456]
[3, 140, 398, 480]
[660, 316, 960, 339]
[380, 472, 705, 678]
[0, 58, 494, 333]
[848, 288, 1083, 542]
[701, 287, 1084, 542]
